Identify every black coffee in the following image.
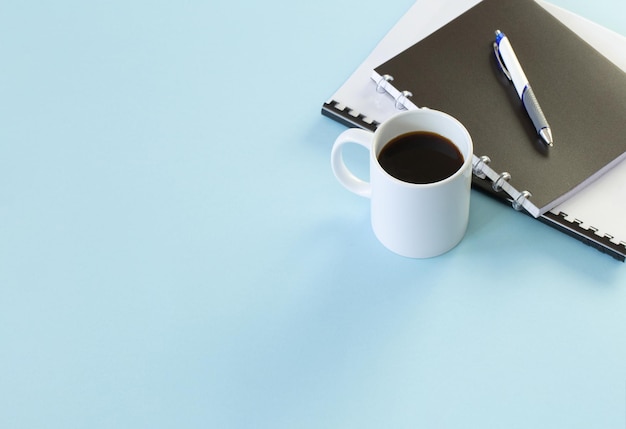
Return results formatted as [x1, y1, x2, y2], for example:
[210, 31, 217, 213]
[377, 131, 464, 184]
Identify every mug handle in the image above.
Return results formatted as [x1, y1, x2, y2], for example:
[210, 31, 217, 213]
[330, 128, 373, 198]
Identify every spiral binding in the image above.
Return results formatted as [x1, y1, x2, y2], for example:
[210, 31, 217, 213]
[321, 100, 379, 132]
[492, 171, 511, 192]
[377, 74, 413, 110]
[376, 74, 394, 93]
[541, 211, 626, 261]
[394, 91, 413, 110]
[513, 191, 532, 211]
[471, 155, 491, 179]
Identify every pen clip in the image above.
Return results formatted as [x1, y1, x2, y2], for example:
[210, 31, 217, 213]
[493, 42, 512, 81]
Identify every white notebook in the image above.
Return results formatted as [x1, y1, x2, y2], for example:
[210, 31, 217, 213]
[322, 0, 626, 260]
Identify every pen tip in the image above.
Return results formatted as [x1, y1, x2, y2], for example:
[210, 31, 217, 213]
[540, 128, 554, 147]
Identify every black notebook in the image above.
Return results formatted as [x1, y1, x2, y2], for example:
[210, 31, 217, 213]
[372, 0, 626, 217]
[322, 0, 626, 261]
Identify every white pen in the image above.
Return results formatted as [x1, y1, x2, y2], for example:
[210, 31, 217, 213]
[493, 30, 554, 147]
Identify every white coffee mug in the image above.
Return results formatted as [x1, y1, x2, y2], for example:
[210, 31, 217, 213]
[331, 109, 473, 258]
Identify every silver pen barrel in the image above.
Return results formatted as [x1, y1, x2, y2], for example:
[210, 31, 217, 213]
[522, 86, 553, 146]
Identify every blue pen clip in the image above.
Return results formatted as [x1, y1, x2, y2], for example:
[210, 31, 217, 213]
[493, 30, 512, 81]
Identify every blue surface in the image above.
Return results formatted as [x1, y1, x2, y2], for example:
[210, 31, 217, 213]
[1, 0, 625, 428]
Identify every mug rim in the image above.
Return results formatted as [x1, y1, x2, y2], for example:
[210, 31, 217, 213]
[371, 109, 473, 188]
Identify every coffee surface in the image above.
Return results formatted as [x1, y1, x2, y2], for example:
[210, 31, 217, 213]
[377, 131, 464, 184]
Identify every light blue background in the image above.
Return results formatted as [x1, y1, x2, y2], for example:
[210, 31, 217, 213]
[1, 1, 625, 428]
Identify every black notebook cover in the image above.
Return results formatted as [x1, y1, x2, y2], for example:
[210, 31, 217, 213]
[373, 0, 626, 216]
